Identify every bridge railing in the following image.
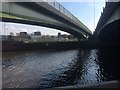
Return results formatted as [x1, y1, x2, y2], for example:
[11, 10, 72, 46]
[43, 0, 73, 19]
[42, 0, 91, 34]
[42, 1, 77, 22]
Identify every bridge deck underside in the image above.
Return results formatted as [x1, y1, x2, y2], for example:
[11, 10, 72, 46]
[0, 2, 92, 38]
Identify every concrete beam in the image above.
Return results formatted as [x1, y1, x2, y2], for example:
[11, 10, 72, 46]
[0, 2, 92, 38]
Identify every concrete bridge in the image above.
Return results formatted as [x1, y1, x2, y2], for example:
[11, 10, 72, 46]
[93, 2, 120, 84]
[0, 1, 92, 39]
[94, 1, 120, 44]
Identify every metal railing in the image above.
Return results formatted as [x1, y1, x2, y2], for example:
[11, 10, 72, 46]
[41, 0, 91, 34]
[42, 0, 81, 24]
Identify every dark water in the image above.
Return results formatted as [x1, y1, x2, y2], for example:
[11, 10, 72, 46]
[2, 49, 119, 88]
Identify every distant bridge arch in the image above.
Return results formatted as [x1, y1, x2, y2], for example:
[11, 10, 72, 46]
[97, 19, 120, 43]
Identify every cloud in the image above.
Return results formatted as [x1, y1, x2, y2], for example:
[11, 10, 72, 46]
[7, 25, 17, 34]
[19, 28, 28, 32]
[10, 25, 16, 31]
[1, 22, 68, 35]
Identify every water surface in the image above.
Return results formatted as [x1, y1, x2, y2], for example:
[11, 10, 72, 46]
[2, 49, 117, 88]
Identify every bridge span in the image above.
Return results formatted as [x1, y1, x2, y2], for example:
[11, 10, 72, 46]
[93, 2, 120, 84]
[0, 1, 92, 39]
[94, 1, 120, 43]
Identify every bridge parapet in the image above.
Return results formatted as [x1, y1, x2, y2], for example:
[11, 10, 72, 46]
[35, 0, 91, 34]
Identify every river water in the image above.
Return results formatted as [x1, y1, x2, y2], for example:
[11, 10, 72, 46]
[2, 49, 119, 88]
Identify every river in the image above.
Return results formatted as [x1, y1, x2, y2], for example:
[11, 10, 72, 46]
[2, 49, 119, 88]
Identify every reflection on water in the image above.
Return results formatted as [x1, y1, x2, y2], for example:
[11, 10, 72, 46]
[97, 49, 119, 81]
[2, 49, 118, 88]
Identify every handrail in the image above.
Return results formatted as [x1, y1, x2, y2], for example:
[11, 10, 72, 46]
[42, 0, 91, 34]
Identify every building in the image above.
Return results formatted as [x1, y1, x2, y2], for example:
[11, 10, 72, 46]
[13, 32, 30, 43]
[34, 31, 41, 36]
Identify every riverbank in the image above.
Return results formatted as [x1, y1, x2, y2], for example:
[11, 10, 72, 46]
[2, 41, 81, 52]
[2, 40, 119, 52]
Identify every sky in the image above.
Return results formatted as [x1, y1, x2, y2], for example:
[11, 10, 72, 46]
[60, 1, 105, 32]
[0, 1, 105, 35]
